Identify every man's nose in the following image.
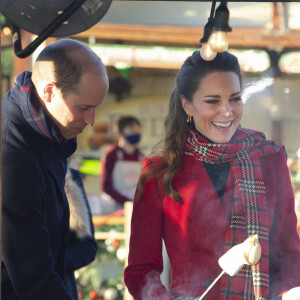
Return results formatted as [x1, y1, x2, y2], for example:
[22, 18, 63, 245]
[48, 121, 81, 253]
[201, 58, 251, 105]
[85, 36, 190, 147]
[85, 109, 95, 126]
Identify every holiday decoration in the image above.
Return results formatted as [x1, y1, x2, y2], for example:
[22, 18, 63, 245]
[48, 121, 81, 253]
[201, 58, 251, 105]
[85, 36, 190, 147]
[103, 287, 118, 300]
[89, 290, 99, 299]
[76, 224, 125, 300]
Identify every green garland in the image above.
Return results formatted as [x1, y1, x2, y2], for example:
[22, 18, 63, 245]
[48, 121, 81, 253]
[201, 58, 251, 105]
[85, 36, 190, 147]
[76, 225, 125, 300]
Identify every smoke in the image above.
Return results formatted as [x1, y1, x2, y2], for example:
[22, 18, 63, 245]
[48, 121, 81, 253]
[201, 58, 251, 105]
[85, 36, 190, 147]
[242, 76, 274, 103]
[141, 270, 166, 299]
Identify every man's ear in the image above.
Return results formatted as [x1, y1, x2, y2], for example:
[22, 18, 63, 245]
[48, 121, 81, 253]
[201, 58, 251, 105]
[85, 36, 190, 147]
[180, 95, 191, 115]
[43, 82, 57, 103]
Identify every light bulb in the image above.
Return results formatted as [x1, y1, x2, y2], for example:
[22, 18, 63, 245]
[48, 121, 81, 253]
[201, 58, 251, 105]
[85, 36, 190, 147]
[3, 26, 11, 36]
[208, 31, 229, 52]
[200, 43, 217, 61]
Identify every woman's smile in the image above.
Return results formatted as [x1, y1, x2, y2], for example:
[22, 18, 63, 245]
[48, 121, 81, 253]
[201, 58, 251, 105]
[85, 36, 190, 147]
[212, 121, 233, 128]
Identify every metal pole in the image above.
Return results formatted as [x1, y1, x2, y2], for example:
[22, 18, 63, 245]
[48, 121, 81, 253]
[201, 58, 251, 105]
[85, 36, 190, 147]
[196, 271, 225, 300]
[0, 36, 3, 300]
[10, 0, 88, 58]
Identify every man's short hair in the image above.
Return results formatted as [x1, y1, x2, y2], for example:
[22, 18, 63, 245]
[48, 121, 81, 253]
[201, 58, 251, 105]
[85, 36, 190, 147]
[35, 39, 106, 97]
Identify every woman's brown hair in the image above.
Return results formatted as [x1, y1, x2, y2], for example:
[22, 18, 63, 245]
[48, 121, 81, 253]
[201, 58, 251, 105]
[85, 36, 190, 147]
[136, 50, 242, 203]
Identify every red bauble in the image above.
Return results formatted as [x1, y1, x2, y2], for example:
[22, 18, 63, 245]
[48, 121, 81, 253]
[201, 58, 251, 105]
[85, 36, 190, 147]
[112, 239, 120, 249]
[89, 290, 99, 299]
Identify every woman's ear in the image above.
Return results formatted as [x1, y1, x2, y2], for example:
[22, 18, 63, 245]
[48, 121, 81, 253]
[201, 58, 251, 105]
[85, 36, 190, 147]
[180, 95, 191, 116]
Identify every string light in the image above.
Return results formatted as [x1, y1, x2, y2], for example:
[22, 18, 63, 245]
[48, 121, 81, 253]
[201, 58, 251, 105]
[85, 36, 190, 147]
[1, 17, 11, 36]
[208, 31, 229, 52]
[200, 43, 217, 61]
[200, 1, 217, 61]
[3, 26, 11, 36]
[208, 0, 232, 53]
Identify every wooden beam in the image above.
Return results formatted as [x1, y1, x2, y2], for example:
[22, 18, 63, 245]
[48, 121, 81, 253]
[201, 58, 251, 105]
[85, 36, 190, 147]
[71, 22, 300, 49]
[94, 231, 127, 240]
[93, 215, 125, 226]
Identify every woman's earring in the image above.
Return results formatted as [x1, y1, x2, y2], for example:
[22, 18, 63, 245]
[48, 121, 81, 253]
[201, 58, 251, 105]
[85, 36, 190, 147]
[187, 115, 192, 123]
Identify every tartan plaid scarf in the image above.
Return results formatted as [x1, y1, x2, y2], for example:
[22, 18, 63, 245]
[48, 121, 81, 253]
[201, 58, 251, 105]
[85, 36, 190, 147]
[184, 127, 283, 300]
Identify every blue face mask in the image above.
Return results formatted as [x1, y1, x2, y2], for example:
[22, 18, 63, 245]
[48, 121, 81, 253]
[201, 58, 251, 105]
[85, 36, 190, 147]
[125, 133, 141, 145]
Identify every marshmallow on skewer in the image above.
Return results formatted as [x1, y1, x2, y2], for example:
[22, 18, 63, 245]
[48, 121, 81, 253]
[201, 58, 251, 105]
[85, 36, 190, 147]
[218, 235, 261, 276]
[282, 287, 300, 300]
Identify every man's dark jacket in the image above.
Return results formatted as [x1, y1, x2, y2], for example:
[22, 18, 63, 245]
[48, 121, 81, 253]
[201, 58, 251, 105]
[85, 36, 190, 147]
[2, 71, 76, 299]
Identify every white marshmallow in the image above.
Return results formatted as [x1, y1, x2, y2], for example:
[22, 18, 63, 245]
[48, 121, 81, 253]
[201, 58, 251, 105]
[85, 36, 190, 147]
[218, 235, 261, 277]
[282, 287, 300, 300]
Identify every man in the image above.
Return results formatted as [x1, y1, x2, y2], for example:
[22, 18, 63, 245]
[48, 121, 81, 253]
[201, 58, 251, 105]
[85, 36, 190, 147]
[2, 39, 109, 299]
[101, 116, 143, 211]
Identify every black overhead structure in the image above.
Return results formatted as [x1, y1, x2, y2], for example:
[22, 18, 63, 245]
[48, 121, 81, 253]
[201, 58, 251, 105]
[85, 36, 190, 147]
[0, 0, 112, 58]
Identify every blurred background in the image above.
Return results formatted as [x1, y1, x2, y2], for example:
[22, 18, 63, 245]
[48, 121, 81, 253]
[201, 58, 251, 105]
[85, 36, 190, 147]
[1, 1, 300, 299]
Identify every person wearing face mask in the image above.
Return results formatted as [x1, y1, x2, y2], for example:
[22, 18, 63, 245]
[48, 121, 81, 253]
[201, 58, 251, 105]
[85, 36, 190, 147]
[124, 51, 300, 300]
[101, 116, 143, 211]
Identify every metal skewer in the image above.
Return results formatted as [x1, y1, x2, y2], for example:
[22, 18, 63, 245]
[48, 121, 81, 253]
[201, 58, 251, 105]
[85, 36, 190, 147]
[196, 270, 225, 300]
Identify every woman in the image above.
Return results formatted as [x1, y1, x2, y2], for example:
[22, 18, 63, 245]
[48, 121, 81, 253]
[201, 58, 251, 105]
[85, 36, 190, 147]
[124, 51, 300, 300]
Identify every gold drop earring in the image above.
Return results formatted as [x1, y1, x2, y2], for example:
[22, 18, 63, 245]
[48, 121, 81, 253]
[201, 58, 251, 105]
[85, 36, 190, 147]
[187, 115, 192, 123]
